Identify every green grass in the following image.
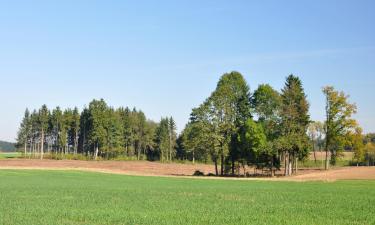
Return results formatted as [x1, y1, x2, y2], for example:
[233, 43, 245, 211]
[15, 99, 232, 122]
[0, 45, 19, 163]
[0, 152, 21, 159]
[300, 159, 352, 168]
[0, 170, 374, 225]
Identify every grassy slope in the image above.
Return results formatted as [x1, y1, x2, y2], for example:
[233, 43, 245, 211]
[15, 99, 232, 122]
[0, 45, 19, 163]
[0, 170, 374, 225]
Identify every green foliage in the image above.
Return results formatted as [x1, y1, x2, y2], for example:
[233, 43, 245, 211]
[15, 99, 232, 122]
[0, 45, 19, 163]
[238, 119, 267, 162]
[1, 170, 375, 225]
[364, 143, 375, 166]
[154, 117, 177, 162]
[17, 99, 167, 161]
[323, 86, 357, 166]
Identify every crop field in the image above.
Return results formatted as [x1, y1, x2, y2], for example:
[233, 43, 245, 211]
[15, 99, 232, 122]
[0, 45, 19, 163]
[1, 170, 374, 225]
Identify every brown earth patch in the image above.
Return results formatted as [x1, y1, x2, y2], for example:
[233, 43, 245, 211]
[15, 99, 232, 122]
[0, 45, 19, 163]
[0, 159, 215, 177]
[0, 159, 374, 181]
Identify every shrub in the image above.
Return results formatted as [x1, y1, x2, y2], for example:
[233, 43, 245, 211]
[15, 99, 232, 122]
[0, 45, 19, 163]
[193, 170, 205, 176]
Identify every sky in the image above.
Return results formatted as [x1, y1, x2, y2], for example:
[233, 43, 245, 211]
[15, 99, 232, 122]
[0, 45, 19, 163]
[0, 0, 374, 142]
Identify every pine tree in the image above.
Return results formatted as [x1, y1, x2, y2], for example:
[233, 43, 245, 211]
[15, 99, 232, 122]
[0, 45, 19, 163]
[38, 105, 50, 159]
[168, 117, 177, 161]
[279, 75, 310, 176]
[17, 109, 31, 157]
[87, 99, 109, 160]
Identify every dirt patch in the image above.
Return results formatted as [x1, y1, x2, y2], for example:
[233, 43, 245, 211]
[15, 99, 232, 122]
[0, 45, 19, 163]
[0, 159, 374, 181]
[0, 159, 215, 177]
[288, 166, 375, 181]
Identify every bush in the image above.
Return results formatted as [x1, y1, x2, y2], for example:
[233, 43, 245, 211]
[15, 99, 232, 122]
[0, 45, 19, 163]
[193, 170, 205, 176]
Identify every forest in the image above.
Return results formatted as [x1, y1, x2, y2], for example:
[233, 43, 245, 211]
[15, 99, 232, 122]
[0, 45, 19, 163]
[16, 72, 375, 176]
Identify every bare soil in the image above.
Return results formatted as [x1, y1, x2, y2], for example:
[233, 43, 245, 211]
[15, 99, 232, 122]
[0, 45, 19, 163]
[289, 166, 375, 181]
[0, 159, 215, 177]
[1, 159, 374, 181]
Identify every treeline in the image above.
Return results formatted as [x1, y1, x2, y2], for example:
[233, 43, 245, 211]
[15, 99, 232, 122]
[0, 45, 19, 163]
[17, 71, 374, 176]
[0, 140, 16, 152]
[17, 99, 176, 161]
[175, 72, 371, 176]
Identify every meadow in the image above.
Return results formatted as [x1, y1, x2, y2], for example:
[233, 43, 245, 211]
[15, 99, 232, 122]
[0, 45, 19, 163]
[0, 152, 20, 159]
[0, 170, 374, 225]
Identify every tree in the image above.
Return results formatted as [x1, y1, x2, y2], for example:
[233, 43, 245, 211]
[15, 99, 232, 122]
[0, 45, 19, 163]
[251, 84, 282, 175]
[87, 99, 109, 160]
[208, 72, 252, 175]
[71, 107, 80, 155]
[168, 117, 177, 161]
[323, 86, 357, 169]
[38, 105, 50, 159]
[103, 108, 124, 158]
[236, 119, 267, 176]
[78, 107, 90, 155]
[279, 75, 310, 176]
[155, 118, 170, 162]
[349, 126, 365, 166]
[364, 142, 375, 166]
[307, 121, 325, 167]
[17, 109, 31, 157]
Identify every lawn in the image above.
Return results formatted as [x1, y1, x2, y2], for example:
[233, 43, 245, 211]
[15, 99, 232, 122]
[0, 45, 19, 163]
[0, 170, 374, 225]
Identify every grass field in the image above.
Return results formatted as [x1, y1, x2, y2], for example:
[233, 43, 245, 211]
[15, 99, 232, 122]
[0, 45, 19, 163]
[0, 152, 21, 159]
[0, 170, 374, 225]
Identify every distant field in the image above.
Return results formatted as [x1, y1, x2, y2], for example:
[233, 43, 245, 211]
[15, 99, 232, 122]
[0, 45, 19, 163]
[0, 152, 21, 159]
[0, 170, 374, 225]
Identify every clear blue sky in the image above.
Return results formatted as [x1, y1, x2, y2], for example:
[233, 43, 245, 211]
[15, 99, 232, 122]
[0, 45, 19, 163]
[0, 1, 374, 142]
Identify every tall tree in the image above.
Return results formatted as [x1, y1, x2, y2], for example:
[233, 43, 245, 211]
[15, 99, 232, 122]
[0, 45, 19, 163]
[350, 126, 365, 166]
[38, 105, 50, 159]
[209, 72, 252, 175]
[87, 99, 109, 160]
[279, 75, 310, 176]
[323, 86, 357, 169]
[251, 84, 282, 175]
[168, 117, 177, 161]
[155, 118, 170, 162]
[71, 107, 80, 155]
[17, 109, 31, 157]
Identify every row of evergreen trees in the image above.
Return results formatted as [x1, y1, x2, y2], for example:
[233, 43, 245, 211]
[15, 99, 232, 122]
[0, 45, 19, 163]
[17, 99, 177, 161]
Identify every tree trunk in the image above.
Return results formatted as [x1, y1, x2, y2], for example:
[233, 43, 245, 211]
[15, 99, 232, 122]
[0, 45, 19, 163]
[29, 140, 32, 159]
[231, 158, 235, 175]
[271, 156, 275, 177]
[169, 134, 172, 162]
[74, 132, 78, 155]
[214, 159, 218, 176]
[94, 144, 99, 160]
[313, 145, 317, 164]
[284, 152, 288, 176]
[325, 150, 329, 170]
[295, 157, 298, 175]
[220, 154, 224, 176]
[288, 154, 293, 176]
[192, 150, 195, 164]
[40, 129, 44, 160]
[24, 141, 27, 158]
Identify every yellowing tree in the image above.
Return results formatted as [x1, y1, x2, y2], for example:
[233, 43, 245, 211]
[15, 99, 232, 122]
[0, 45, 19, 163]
[323, 86, 357, 169]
